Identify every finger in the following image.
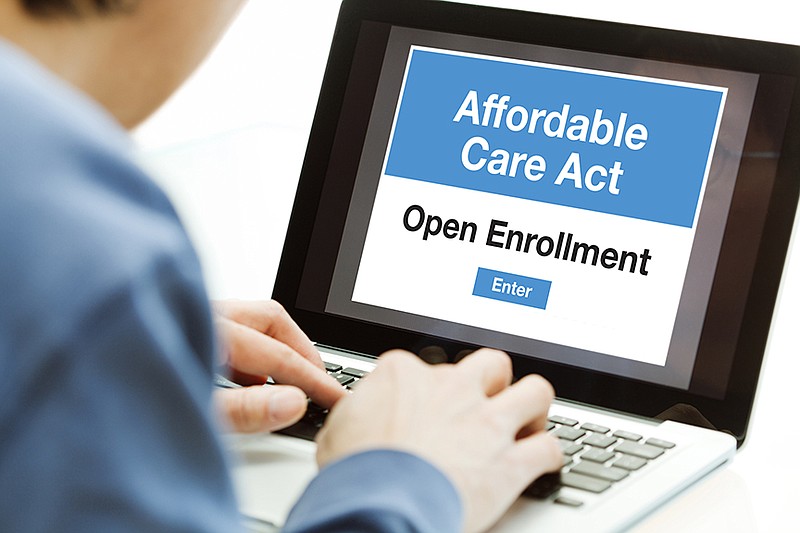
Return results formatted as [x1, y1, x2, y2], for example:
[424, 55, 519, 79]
[215, 300, 325, 371]
[220, 317, 346, 408]
[454, 348, 513, 397]
[214, 385, 307, 433]
[376, 349, 426, 371]
[368, 350, 431, 385]
[360, 350, 425, 391]
[486, 374, 555, 432]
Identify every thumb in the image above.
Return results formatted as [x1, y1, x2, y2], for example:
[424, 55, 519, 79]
[215, 385, 307, 433]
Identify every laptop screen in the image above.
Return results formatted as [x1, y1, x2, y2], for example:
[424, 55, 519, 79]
[275, 1, 800, 441]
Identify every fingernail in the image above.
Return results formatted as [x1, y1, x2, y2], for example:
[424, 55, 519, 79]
[269, 389, 306, 421]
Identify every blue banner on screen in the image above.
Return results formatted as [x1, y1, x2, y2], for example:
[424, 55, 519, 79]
[384, 48, 726, 228]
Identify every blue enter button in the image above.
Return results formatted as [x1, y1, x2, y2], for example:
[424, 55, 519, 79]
[472, 267, 551, 310]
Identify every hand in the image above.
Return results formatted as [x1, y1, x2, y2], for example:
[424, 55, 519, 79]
[212, 300, 347, 433]
[315, 348, 562, 533]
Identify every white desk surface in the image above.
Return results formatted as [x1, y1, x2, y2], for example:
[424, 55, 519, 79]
[135, 2, 800, 531]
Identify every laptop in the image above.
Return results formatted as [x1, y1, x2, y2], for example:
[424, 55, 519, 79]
[266, 0, 800, 529]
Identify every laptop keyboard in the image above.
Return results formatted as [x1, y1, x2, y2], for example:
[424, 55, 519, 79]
[275, 362, 368, 441]
[272, 364, 677, 507]
[525, 415, 676, 506]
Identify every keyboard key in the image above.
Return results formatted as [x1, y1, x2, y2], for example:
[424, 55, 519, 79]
[613, 430, 643, 442]
[553, 426, 586, 441]
[559, 441, 584, 456]
[581, 422, 610, 434]
[324, 362, 343, 373]
[580, 448, 615, 463]
[549, 415, 579, 426]
[570, 462, 629, 482]
[583, 433, 617, 449]
[213, 374, 242, 389]
[554, 496, 584, 507]
[561, 472, 612, 493]
[334, 374, 354, 386]
[305, 402, 327, 419]
[522, 472, 561, 499]
[612, 455, 648, 471]
[645, 438, 676, 449]
[615, 440, 664, 460]
[341, 367, 368, 378]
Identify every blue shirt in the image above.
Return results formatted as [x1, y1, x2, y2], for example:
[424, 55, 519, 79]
[0, 40, 461, 532]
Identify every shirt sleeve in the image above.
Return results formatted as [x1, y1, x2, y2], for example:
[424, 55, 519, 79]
[282, 449, 463, 533]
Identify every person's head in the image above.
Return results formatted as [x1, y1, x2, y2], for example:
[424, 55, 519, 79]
[0, 0, 247, 128]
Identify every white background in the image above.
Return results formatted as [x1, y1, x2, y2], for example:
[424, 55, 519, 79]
[134, 1, 800, 531]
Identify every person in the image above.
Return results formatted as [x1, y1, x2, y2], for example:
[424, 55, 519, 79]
[0, 0, 562, 531]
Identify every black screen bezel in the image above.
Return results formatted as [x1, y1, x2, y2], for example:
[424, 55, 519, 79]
[273, 0, 800, 446]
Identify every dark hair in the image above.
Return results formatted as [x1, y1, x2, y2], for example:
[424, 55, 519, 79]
[22, 0, 137, 17]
